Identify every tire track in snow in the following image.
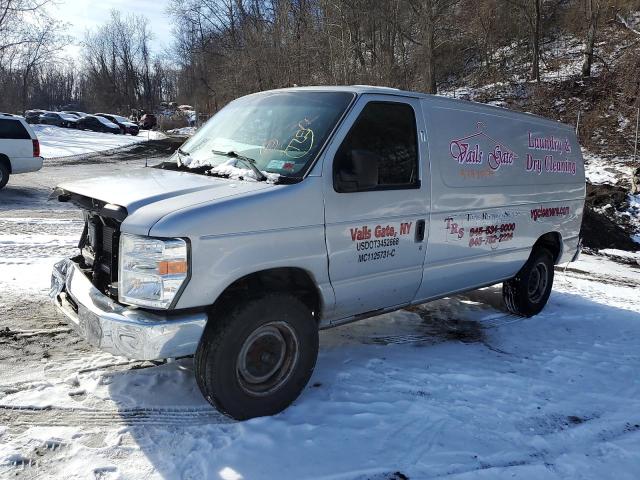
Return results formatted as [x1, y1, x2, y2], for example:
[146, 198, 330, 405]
[0, 404, 230, 427]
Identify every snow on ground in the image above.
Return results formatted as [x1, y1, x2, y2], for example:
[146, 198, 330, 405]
[582, 152, 635, 185]
[1, 160, 640, 479]
[167, 126, 197, 136]
[33, 125, 166, 159]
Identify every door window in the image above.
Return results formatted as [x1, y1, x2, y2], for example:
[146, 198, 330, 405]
[334, 102, 419, 192]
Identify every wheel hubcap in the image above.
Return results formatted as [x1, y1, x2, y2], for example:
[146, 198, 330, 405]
[237, 322, 299, 396]
[527, 262, 548, 303]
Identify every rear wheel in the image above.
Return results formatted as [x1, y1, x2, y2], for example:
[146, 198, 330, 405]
[503, 248, 554, 317]
[0, 163, 10, 190]
[195, 293, 319, 420]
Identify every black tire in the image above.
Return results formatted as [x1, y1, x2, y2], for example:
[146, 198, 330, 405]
[0, 163, 10, 190]
[503, 248, 554, 317]
[195, 293, 319, 420]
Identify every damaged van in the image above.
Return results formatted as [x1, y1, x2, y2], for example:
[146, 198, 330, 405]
[50, 86, 585, 419]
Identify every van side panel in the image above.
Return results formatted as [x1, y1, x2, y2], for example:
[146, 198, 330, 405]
[415, 97, 585, 302]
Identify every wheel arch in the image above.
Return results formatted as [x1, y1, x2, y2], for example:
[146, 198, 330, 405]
[533, 231, 562, 264]
[209, 267, 323, 323]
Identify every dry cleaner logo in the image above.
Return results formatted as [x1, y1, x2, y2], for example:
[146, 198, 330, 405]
[450, 122, 518, 171]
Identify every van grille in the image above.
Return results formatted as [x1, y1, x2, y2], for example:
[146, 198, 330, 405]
[83, 214, 121, 297]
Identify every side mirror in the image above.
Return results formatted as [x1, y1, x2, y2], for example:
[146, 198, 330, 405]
[334, 149, 380, 192]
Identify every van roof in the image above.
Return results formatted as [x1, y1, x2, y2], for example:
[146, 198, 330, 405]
[255, 85, 574, 132]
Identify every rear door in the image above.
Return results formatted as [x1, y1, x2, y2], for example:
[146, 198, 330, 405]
[322, 94, 429, 320]
[0, 118, 32, 158]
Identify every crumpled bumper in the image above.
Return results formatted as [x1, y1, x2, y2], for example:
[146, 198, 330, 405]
[50, 259, 207, 360]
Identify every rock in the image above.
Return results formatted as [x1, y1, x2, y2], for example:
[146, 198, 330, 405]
[631, 166, 640, 195]
[580, 206, 638, 251]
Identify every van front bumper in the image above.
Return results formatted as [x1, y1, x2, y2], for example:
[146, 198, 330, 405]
[50, 259, 207, 360]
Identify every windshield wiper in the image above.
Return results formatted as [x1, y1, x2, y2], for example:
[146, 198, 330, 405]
[212, 150, 267, 182]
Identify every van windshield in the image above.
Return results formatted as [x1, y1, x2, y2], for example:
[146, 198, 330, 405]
[176, 91, 354, 178]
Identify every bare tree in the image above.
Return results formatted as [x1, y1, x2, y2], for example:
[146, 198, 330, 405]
[581, 0, 603, 76]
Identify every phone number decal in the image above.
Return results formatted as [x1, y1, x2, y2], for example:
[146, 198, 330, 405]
[468, 223, 516, 248]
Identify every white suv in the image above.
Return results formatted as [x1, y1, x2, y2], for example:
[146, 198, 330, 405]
[0, 113, 43, 189]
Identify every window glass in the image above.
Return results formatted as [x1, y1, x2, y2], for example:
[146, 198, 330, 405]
[179, 91, 354, 177]
[333, 102, 419, 192]
[0, 119, 30, 139]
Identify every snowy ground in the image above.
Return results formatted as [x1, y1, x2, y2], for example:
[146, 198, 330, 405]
[1, 156, 640, 480]
[33, 125, 166, 159]
[582, 152, 635, 186]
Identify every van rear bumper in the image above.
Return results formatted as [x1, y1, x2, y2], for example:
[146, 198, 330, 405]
[11, 156, 43, 174]
[50, 259, 207, 360]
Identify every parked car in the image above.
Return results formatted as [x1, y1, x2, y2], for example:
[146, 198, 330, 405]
[139, 113, 157, 130]
[50, 86, 585, 420]
[76, 115, 121, 134]
[39, 112, 79, 128]
[24, 109, 46, 124]
[62, 111, 90, 118]
[0, 113, 43, 189]
[95, 113, 139, 136]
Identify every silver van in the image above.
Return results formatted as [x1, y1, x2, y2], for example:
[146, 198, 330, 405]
[50, 86, 585, 419]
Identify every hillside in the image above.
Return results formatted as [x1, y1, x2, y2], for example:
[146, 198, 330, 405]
[440, 18, 640, 252]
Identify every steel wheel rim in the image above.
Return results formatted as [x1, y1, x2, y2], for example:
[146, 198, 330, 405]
[236, 321, 299, 396]
[528, 262, 548, 303]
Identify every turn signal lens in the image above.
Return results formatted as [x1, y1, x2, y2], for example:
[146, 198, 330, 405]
[158, 260, 188, 275]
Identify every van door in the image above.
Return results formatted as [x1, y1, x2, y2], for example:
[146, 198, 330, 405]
[322, 95, 429, 320]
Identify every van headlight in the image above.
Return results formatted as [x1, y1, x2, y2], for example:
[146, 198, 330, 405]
[119, 234, 189, 309]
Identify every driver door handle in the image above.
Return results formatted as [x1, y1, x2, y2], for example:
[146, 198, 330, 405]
[415, 220, 426, 242]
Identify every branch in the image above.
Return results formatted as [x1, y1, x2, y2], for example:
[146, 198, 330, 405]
[616, 13, 640, 36]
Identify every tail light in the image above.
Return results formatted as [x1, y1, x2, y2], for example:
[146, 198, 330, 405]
[32, 139, 40, 157]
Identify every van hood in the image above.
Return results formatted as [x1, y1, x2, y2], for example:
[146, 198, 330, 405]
[55, 168, 273, 214]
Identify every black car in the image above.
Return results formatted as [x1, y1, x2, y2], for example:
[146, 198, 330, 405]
[61, 111, 90, 118]
[76, 115, 121, 134]
[25, 110, 46, 124]
[95, 113, 139, 136]
[39, 112, 79, 128]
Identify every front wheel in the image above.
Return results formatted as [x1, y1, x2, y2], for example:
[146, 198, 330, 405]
[503, 248, 554, 317]
[195, 293, 319, 420]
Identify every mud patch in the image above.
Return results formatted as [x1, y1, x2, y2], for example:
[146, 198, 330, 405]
[517, 413, 599, 436]
[417, 309, 485, 344]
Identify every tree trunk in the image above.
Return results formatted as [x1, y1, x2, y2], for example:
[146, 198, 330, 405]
[532, 0, 541, 82]
[581, 0, 599, 77]
[421, 0, 437, 93]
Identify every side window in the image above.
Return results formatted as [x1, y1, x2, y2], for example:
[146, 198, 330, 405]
[333, 102, 419, 192]
[0, 119, 31, 139]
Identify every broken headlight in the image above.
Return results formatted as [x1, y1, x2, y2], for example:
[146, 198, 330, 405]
[119, 234, 189, 309]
